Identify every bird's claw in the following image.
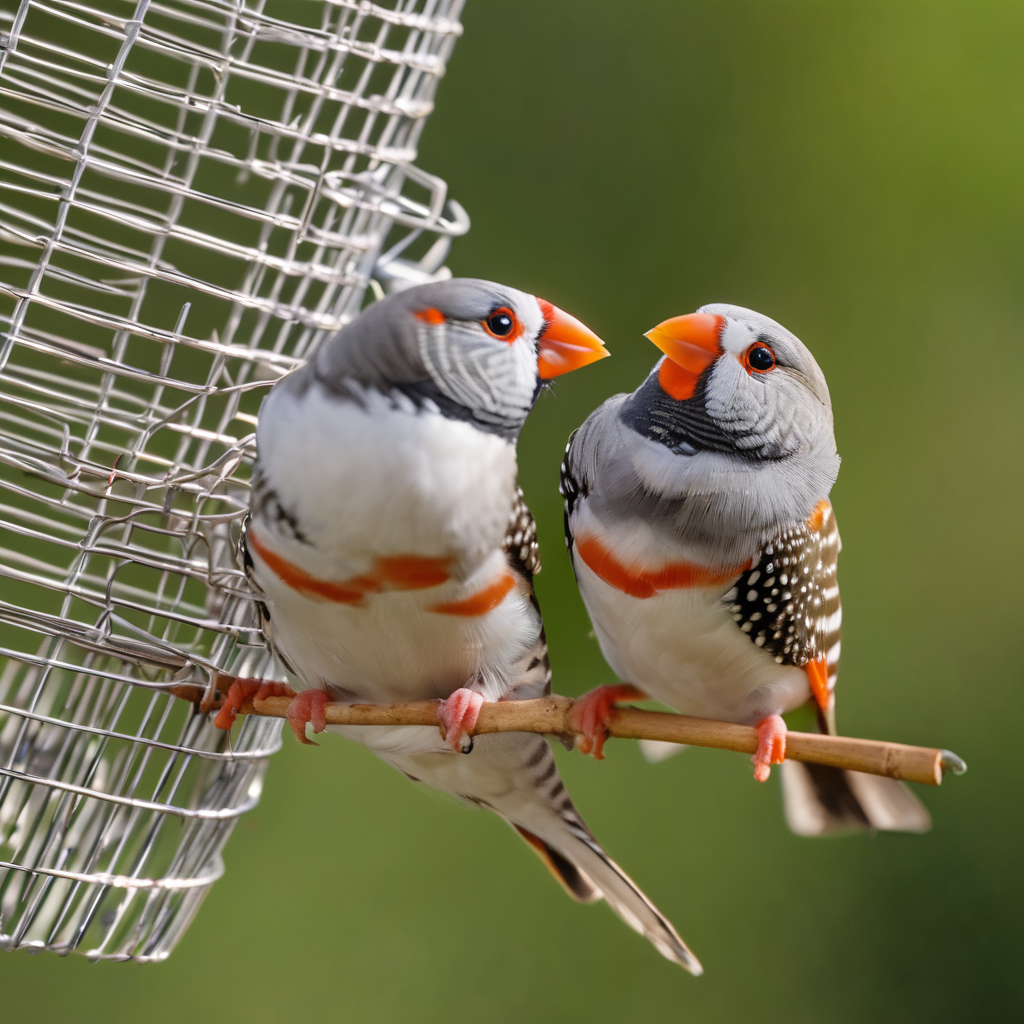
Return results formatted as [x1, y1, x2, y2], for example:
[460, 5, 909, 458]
[752, 714, 787, 782]
[287, 689, 329, 745]
[569, 684, 648, 760]
[437, 688, 484, 752]
[214, 678, 295, 731]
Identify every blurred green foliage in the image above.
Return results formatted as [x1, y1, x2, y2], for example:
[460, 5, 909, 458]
[1, 1, 1021, 1021]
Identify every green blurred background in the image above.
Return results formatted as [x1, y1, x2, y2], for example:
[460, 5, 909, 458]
[2, 1, 1021, 1020]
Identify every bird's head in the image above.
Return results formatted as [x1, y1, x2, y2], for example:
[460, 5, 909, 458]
[595, 303, 841, 551]
[310, 278, 608, 437]
[637, 303, 837, 464]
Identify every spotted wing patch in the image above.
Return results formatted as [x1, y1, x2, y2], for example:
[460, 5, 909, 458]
[723, 501, 841, 692]
[503, 486, 541, 578]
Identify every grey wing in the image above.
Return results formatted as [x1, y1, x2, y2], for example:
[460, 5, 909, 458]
[237, 515, 300, 678]
[238, 514, 272, 632]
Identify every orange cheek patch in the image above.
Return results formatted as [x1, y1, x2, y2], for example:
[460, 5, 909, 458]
[248, 529, 451, 606]
[575, 535, 750, 598]
[658, 359, 704, 401]
[806, 499, 831, 533]
[806, 657, 831, 712]
[430, 572, 516, 617]
[414, 307, 445, 325]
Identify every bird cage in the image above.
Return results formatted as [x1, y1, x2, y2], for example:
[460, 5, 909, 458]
[0, 0, 467, 961]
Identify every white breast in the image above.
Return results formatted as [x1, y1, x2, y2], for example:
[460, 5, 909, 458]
[573, 549, 810, 726]
[256, 380, 518, 575]
[250, 381, 538, 704]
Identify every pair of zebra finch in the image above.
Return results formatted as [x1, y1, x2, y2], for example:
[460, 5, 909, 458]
[215, 279, 928, 973]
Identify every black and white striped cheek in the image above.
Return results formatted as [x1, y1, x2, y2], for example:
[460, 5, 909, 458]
[418, 321, 538, 428]
[702, 350, 797, 460]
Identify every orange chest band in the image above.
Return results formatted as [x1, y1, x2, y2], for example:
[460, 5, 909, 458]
[247, 528, 451, 606]
[575, 535, 750, 598]
[247, 528, 515, 617]
[428, 572, 516, 617]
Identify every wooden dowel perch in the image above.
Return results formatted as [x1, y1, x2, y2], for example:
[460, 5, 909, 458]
[186, 685, 966, 787]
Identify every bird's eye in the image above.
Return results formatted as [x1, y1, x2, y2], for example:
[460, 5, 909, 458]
[483, 307, 520, 341]
[744, 344, 776, 373]
[489, 313, 513, 335]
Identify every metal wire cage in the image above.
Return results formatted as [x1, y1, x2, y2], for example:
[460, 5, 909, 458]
[0, 0, 467, 961]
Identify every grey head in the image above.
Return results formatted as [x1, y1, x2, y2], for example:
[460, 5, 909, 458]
[275, 278, 607, 439]
[570, 304, 841, 560]
[623, 303, 837, 466]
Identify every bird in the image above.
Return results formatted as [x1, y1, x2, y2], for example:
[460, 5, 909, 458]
[214, 279, 701, 972]
[560, 303, 931, 836]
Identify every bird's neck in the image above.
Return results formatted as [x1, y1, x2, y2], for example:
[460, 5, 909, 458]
[596, 425, 838, 567]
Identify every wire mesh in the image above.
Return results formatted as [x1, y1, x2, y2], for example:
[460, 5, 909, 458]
[0, 0, 467, 961]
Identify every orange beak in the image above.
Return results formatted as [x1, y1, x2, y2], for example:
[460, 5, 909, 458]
[644, 312, 723, 401]
[536, 299, 610, 379]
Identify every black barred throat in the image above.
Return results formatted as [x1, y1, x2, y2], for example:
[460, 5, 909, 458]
[722, 505, 842, 673]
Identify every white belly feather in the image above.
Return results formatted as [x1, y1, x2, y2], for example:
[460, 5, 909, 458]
[251, 552, 537, 703]
[251, 382, 539, 710]
[574, 555, 810, 726]
[257, 381, 516, 572]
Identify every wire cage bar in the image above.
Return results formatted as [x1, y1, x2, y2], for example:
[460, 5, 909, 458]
[0, 0, 467, 961]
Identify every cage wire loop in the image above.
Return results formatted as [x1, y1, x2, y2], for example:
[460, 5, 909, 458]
[0, 0, 467, 961]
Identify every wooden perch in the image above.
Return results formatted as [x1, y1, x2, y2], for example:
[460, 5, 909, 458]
[180, 683, 966, 786]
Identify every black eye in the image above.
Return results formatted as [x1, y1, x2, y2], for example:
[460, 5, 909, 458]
[486, 311, 514, 337]
[746, 344, 775, 372]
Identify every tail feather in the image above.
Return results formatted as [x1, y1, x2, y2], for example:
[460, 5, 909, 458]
[442, 731, 700, 972]
[781, 760, 931, 836]
[512, 809, 701, 974]
[565, 828, 703, 975]
[512, 825, 601, 903]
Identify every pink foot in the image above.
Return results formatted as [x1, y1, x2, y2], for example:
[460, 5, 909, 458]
[437, 688, 484, 753]
[569, 684, 648, 760]
[214, 678, 296, 731]
[287, 689, 329, 745]
[752, 714, 787, 782]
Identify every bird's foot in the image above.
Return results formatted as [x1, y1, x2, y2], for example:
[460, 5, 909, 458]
[569, 684, 648, 760]
[437, 688, 484, 753]
[287, 689, 329, 745]
[213, 678, 295, 731]
[752, 714, 787, 782]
